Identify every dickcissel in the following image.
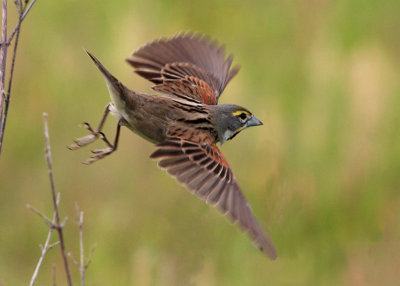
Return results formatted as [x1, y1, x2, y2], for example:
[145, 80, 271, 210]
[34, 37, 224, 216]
[69, 34, 277, 259]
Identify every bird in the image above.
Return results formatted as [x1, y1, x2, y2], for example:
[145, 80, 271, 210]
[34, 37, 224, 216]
[68, 33, 277, 259]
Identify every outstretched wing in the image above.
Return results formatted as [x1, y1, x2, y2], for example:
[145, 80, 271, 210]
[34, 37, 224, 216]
[126, 33, 240, 104]
[150, 133, 277, 259]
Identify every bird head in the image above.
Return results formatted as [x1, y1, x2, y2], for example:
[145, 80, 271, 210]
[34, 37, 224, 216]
[210, 104, 263, 144]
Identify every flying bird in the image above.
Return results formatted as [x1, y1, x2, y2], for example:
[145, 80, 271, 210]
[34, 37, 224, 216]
[69, 34, 277, 259]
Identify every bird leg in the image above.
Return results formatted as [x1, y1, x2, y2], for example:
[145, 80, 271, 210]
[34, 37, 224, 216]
[68, 103, 111, 150]
[83, 121, 121, 164]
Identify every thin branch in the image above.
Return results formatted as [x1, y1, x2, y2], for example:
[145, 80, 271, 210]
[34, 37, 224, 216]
[30, 114, 96, 285]
[43, 113, 73, 286]
[6, 0, 36, 44]
[85, 244, 96, 270]
[67, 252, 79, 267]
[26, 204, 54, 227]
[0, 0, 23, 146]
[72, 203, 95, 286]
[47, 241, 60, 250]
[29, 193, 61, 286]
[77, 205, 85, 286]
[0, 0, 6, 81]
[0, 0, 37, 155]
[15, 0, 23, 16]
[0, 0, 8, 145]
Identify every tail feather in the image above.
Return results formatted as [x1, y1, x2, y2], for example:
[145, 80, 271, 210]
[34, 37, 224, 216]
[85, 50, 119, 85]
[85, 50, 134, 112]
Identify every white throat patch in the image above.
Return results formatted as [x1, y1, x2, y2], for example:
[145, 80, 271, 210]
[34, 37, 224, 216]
[222, 129, 236, 145]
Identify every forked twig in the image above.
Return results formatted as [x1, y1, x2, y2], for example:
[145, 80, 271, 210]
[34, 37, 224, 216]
[6, 0, 36, 44]
[43, 112, 73, 286]
[0, 0, 37, 155]
[0, 0, 23, 146]
[67, 203, 96, 286]
[29, 114, 95, 285]
[0, 0, 8, 139]
[28, 194, 61, 286]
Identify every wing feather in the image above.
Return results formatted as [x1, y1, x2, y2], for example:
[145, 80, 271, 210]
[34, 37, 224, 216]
[127, 33, 240, 103]
[150, 135, 277, 259]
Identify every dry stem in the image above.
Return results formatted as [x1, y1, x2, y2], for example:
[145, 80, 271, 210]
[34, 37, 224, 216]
[29, 114, 95, 285]
[67, 203, 96, 286]
[0, 0, 37, 155]
[28, 194, 61, 286]
[0, 0, 8, 138]
[43, 112, 73, 286]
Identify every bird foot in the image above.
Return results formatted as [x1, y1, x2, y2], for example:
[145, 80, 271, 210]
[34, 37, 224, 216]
[83, 147, 115, 164]
[68, 122, 100, 150]
[68, 134, 98, 150]
[69, 117, 120, 164]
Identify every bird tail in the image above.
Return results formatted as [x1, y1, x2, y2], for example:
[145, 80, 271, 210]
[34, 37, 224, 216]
[85, 50, 131, 109]
[85, 50, 119, 84]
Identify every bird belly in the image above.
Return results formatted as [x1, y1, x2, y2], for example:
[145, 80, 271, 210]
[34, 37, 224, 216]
[109, 102, 124, 120]
[109, 102, 166, 144]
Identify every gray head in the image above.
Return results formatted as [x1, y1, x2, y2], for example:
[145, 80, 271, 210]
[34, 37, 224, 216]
[210, 104, 263, 144]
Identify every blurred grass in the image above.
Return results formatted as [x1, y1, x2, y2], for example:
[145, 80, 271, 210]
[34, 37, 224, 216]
[1, 0, 400, 285]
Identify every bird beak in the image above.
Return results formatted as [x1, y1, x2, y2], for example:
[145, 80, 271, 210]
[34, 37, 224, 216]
[246, 115, 263, 127]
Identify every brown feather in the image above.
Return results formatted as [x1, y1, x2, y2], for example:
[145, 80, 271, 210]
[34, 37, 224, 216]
[126, 33, 240, 102]
[81, 38, 273, 259]
[150, 129, 277, 260]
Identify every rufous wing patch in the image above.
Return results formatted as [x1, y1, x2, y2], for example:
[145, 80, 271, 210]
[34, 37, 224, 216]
[153, 76, 217, 105]
[149, 131, 277, 259]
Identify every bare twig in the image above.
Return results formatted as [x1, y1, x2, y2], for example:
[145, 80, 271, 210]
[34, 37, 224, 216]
[68, 252, 79, 267]
[26, 204, 54, 227]
[77, 205, 85, 286]
[0, 0, 8, 142]
[28, 193, 61, 286]
[0, 0, 37, 155]
[29, 114, 95, 285]
[86, 244, 96, 271]
[69, 203, 96, 286]
[0, 0, 23, 145]
[47, 241, 60, 250]
[15, 0, 23, 16]
[43, 112, 73, 286]
[6, 0, 36, 44]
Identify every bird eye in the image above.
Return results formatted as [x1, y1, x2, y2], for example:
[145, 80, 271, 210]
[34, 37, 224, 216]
[239, 113, 247, 120]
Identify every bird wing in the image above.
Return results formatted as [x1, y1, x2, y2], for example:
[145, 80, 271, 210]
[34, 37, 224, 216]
[152, 75, 218, 105]
[150, 129, 277, 259]
[126, 33, 240, 104]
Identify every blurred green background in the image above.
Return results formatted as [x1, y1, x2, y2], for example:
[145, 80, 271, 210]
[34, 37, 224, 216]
[1, 0, 400, 285]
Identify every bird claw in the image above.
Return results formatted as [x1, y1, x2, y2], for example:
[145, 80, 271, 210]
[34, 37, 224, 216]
[98, 132, 113, 147]
[69, 112, 120, 163]
[68, 121, 107, 150]
[82, 147, 114, 164]
[90, 147, 113, 154]
[68, 134, 99, 150]
[81, 121, 95, 133]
